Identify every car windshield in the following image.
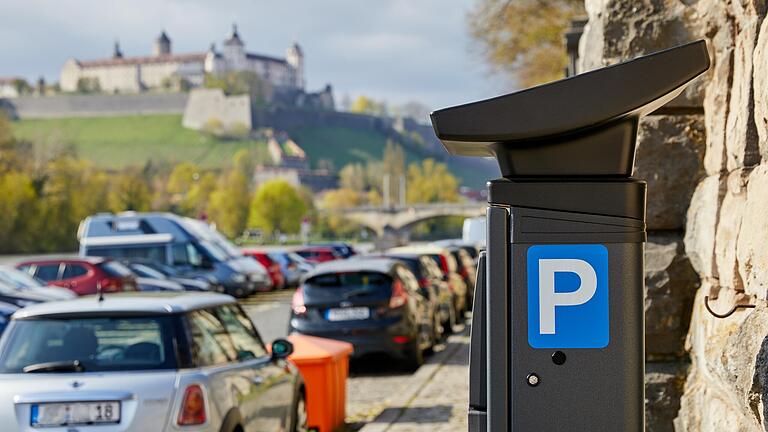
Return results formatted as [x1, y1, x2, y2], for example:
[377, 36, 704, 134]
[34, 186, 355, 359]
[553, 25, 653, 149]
[0, 316, 177, 373]
[197, 240, 229, 262]
[0, 266, 43, 289]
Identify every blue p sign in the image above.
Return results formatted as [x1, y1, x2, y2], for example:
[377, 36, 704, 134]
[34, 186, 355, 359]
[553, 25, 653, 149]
[527, 244, 609, 349]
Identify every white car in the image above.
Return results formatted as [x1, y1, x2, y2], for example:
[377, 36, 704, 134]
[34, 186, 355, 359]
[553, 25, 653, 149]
[0, 292, 307, 431]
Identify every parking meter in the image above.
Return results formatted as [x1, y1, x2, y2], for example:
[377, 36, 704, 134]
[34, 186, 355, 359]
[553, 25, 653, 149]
[431, 41, 710, 431]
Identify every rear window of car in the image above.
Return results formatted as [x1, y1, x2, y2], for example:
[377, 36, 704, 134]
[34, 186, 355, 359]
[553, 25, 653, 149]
[306, 271, 391, 288]
[33, 264, 61, 282]
[0, 316, 177, 373]
[97, 261, 133, 278]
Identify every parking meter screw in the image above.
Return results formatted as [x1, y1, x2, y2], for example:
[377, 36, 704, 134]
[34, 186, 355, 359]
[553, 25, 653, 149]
[552, 351, 567, 365]
[527, 373, 540, 387]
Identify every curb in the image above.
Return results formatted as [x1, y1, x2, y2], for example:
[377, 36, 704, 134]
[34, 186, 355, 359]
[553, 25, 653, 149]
[358, 325, 469, 432]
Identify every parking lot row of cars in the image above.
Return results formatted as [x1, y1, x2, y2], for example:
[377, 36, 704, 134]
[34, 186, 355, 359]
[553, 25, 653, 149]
[0, 211, 481, 431]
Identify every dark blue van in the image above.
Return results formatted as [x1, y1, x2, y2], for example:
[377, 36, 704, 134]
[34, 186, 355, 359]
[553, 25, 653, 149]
[78, 212, 272, 297]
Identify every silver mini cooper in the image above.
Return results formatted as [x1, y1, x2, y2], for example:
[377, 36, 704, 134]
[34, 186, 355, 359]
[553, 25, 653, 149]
[0, 292, 307, 431]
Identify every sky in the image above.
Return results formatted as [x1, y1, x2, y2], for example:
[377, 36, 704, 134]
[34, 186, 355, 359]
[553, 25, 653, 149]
[0, 0, 508, 111]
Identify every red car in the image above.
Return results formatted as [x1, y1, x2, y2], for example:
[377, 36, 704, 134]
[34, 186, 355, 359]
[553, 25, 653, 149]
[16, 257, 138, 296]
[241, 249, 285, 290]
[293, 246, 340, 264]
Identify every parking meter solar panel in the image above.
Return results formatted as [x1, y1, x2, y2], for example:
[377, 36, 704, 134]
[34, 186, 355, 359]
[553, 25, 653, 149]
[430, 40, 710, 177]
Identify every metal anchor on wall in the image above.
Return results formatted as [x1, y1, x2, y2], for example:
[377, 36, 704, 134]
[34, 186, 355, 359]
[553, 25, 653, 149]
[704, 291, 756, 319]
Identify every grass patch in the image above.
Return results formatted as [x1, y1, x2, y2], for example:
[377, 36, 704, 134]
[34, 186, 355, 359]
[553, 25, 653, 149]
[13, 114, 269, 169]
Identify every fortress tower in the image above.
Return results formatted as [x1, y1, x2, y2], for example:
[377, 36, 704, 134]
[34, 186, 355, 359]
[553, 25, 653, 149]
[154, 31, 171, 56]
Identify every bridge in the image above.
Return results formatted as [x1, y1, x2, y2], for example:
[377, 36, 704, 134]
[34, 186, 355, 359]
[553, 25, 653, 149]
[327, 202, 487, 237]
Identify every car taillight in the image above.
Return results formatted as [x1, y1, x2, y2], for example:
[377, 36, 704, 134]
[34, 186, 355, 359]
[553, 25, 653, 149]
[99, 277, 122, 292]
[292, 287, 307, 315]
[460, 267, 469, 279]
[418, 278, 430, 288]
[439, 256, 450, 274]
[389, 280, 408, 309]
[178, 384, 206, 426]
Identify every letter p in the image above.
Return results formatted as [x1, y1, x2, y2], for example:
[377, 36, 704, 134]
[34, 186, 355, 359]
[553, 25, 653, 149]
[538, 259, 597, 335]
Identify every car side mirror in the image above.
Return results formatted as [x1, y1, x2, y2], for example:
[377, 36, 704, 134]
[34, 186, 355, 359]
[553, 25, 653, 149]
[271, 339, 294, 360]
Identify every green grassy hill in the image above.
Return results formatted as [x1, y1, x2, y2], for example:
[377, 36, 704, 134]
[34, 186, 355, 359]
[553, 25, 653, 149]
[288, 126, 487, 187]
[13, 114, 269, 168]
[13, 114, 487, 187]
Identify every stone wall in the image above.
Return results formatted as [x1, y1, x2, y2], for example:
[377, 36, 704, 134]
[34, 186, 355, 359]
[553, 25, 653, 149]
[0, 93, 188, 119]
[581, 0, 768, 430]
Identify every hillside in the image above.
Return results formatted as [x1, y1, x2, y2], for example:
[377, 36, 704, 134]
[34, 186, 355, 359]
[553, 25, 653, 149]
[287, 126, 490, 187]
[12, 114, 492, 187]
[13, 114, 270, 168]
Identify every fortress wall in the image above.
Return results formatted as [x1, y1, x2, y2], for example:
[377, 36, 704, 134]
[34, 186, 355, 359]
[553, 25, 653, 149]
[1, 93, 189, 119]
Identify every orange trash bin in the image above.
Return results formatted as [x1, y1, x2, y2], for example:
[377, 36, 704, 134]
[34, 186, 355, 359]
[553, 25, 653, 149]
[288, 335, 354, 432]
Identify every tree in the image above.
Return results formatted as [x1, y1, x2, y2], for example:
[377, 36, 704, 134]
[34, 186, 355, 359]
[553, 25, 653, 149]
[350, 96, 387, 116]
[207, 171, 250, 238]
[339, 163, 366, 193]
[109, 168, 152, 212]
[76, 77, 101, 94]
[248, 180, 307, 235]
[12, 79, 31, 95]
[467, 0, 584, 88]
[382, 140, 405, 205]
[204, 71, 273, 104]
[407, 159, 460, 204]
[0, 171, 38, 252]
[233, 149, 255, 181]
[167, 162, 201, 195]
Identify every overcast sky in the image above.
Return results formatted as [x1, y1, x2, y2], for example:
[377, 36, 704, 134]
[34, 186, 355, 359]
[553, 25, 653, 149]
[0, 0, 507, 111]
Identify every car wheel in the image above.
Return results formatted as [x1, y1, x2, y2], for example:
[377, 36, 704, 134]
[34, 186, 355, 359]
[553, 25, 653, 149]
[290, 391, 308, 432]
[404, 342, 425, 371]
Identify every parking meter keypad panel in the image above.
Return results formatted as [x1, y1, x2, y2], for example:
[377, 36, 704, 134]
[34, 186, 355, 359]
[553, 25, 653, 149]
[509, 207, 644, 431]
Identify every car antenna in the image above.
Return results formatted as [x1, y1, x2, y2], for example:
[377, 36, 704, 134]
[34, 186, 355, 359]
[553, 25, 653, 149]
[97, 281, 104, 303]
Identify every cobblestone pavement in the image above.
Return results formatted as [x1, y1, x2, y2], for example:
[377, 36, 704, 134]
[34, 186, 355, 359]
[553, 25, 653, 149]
[360, 327, 470, 432]
[241, 290, 469, 432]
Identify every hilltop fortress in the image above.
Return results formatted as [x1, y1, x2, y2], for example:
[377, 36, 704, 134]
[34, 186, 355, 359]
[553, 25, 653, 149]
[60, 24, 305, 94]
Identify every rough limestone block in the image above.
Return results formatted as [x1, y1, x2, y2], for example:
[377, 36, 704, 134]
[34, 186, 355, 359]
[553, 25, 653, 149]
[736, 165, 768, 298]
[714, 169, 750, 293]
[645, 234, 700, 358]
[753, 17, 768, 165]
[579, 0, 705, 108]
[684, 174, 724, 281]
[646, 362, 688, 432]
[635, 115, 706, 230]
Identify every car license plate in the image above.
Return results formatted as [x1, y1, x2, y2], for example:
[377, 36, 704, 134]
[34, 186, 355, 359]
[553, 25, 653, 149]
[326, 307, 370, 321]
[31, 401, 120, 427]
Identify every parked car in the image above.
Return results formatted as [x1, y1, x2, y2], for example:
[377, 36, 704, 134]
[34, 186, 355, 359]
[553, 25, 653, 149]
[123, 260, 212, 291]
[242, 249, 286, 290]
[358, 253, 451, 342]
[0, 283, 51, 308]
[388, 245, 468, 318]
[78, 212, 272, 297]
[381, 253, 456, 337]
[268, 251, 314, 287]
[16, 257, 138, 296]
[446, 247, 477, 308]
[431, 239, 481, 263]
[308, 242, 358, 259]
[0, 265, 76, 300]
[289, 258, 435, 368]
[293, 246, 340, 264]
[0, 302, 17, 335]
[0, 292, 306, 431]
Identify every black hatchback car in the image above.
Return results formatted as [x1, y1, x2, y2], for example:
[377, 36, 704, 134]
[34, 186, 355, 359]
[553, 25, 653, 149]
[289, 258, 434, 368]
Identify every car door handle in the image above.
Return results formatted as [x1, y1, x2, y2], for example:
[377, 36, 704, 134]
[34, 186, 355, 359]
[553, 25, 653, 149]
[251, 376, 265, 385]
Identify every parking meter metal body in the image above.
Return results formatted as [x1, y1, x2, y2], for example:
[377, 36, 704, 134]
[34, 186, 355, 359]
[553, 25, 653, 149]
[431, 41, 710, 431]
